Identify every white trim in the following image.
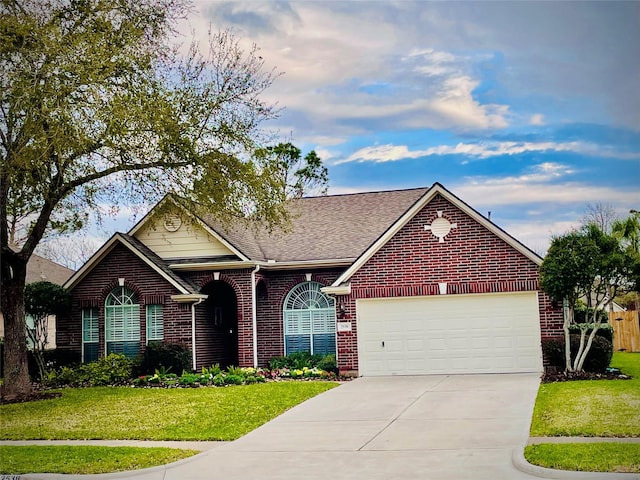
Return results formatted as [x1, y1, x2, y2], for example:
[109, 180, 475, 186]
[168, 258, 356, 272]
[331, 183, 542, 287]
[169, 261, 256, 271]
[251, 264, 260, 368]
[128, 195, 251, 262]
[320, 284, 352, 296]
[170, 294, 208, 303]
[64, 233, 192, 294]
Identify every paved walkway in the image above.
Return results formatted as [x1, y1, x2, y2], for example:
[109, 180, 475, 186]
[6, 375, 638, 480]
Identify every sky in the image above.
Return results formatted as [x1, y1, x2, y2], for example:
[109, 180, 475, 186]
[50, 1, 640, 264]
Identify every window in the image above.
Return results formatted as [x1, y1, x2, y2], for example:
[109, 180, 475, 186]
[146, 304, 164, 343]
[25, 314, 36, 350]
[283, 281, 336, 356]
[82, 307, 99, 363]
[105, 287, 140, 357]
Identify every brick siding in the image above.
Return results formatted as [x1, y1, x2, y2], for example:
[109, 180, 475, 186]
[334, 194, 563, 372]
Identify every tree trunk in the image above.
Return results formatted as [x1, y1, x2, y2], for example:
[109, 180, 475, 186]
[563, 301, 574, 372]
[1, 250, 31, 400]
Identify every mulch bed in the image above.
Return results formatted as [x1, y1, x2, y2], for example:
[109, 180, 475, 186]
[0, 384, 63, 405]
[542, 370, 631, 383]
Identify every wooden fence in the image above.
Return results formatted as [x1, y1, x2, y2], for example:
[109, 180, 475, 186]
[609, 310, 640, 352]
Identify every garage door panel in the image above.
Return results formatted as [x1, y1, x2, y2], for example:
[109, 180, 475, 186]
[357, 292, 542, 376]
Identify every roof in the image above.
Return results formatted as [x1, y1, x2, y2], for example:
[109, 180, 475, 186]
[64, 233, 198, 294]
[330, 183, 542, 287]
[67, 183, 542, 292]
[203, 187, 429, 262]
[26, 254, 74, 285]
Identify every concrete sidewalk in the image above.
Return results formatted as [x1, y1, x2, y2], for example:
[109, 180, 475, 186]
[10, 374, 637, 480]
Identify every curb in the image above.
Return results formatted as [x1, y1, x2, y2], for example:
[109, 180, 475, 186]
[512, 445, 640, 479]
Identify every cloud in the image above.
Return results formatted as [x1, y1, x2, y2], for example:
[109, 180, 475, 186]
[337, 140, 640, 164]
[530, 114, 545, 126]
[452, 178, 636, 208]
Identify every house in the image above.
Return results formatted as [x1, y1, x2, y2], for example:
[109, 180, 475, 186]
[58, 183, 563, 375]
[0, 254, 74, 349]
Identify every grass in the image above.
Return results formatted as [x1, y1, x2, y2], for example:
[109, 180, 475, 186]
[0, 381, 338, 441]
[524, 443, 640, 473]
[0, 445, 198, 475]
[530, 352, 640, 437]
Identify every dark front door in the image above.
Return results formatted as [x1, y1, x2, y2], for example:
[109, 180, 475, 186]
[201, 280, 238, 368]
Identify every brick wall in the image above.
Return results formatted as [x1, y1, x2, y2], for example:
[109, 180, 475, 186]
[334, 194, 563, 372]
[185, 268, 342, 368]
[59, 243, 191, 360]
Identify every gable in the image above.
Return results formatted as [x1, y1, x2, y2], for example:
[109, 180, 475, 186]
[332, 183, 541, 287]
[133, 214, 236, 260]
[350, 193, 540, 291]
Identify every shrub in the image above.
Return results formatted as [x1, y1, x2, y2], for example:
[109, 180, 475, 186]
[80, 353, 134, 385]
[137, 341, 192, 376]
[568, 324, 614, 344]
[224, 374, 244, 385]
[212, 374, 226, 386]
[542, 334, 613, 372]
[316, 354, 337, 373]
[46, 353, 134, 387]
[179, 373, 200, 386]
[226, 365, 247, 378]
[268, 352, 334, 370]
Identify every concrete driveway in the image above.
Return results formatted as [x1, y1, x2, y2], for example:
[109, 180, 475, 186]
[121, 373, 541, 480]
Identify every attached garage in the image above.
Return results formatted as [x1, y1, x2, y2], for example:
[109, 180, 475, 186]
[356, 292, 543, 376]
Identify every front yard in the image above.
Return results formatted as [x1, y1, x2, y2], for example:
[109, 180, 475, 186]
[526, 352, 640, 473]
[0, 381, 337, 474]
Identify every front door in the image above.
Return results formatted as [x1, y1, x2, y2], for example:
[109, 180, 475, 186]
[201, 280, 238, 368]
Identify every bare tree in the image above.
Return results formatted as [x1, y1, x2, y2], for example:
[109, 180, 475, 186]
[582, 202, 617, 233]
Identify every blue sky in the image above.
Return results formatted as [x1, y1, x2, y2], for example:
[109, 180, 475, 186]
[61, 1, 639, 263]
[184, 0, 639, 254]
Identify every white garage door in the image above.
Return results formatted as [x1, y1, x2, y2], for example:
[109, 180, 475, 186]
[357, 292, 542, 376]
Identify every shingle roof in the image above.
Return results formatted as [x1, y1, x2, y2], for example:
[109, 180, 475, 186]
[202, 187, 430, 262]
[119, 234, 200, 293]
[26, 254, 74, 285]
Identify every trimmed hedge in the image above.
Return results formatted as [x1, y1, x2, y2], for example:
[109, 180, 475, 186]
[542, 334, 613, 372]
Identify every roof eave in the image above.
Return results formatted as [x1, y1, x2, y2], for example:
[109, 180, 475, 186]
[64, 233, 191, 294]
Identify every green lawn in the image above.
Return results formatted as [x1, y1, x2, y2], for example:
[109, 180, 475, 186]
[524, 443, 640, 474]
[530, 352, 640, 437]
[0, 445, 198, 475]
[527, 352, 640, 473]
[0, 381, 338, 441]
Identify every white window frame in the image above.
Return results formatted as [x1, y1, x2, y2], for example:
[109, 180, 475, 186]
[82, 307, 99, 363]
[105, 287, 140, 357]
[146, 304, 164, 344]
[283, 281, 336, 356]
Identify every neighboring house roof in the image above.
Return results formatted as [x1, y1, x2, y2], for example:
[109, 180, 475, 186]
[26, 254, 74, 285]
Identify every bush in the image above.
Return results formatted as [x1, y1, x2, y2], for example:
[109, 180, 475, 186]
[137, 341, 192, 376]
[224, 374, 244, 385]
[46, 353, 134, 387]
[316, 354, 337, 374]
[268, 352, 334, 370]
[80, 353, 134, 385]
[542, 334, 613, 372]
[568, 324, 614, 344]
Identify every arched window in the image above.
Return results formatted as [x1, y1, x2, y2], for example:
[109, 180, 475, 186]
[105, 287, 140, 357]
[283, 281, 336, 356]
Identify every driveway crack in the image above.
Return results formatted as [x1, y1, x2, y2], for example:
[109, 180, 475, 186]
[357, 375, 450, 451]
